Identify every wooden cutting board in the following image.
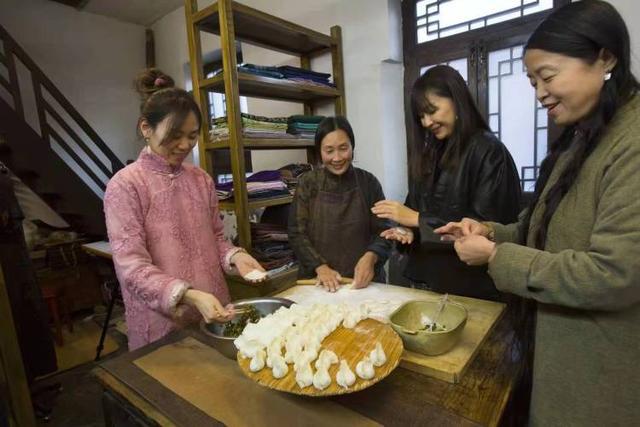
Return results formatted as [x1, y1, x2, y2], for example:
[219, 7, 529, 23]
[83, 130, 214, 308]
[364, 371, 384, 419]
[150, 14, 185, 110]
[276, 284, 505, 383]
[237, 318, 403, 396]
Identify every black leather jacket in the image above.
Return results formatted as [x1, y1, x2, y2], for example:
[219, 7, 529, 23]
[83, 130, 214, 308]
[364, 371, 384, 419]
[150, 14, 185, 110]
[402, 131, 522, 300]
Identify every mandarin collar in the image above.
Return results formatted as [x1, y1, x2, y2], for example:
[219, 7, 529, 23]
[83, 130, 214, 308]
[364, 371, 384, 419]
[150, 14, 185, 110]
[137, 146, 184, 176]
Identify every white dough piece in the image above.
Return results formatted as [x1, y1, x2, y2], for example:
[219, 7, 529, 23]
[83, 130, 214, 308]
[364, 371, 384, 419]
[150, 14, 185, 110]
[312, 365, 332, 390]
[343, 311, 360, 329]
[266, 339, 283, 368]
[249, 349, 266, 372]
[369, 342, 387, 367]
[235, 339, 264, 359]
[271, 354, 288, 379]
[295, 362, 314, 388]
[293, 349, 317, 372]
[284, 334, 303, 364]
[355, 356, 375, 380]
[336, 360, 356, 388]
[315, 349, 339, 369]
[243, 269, 268, 281]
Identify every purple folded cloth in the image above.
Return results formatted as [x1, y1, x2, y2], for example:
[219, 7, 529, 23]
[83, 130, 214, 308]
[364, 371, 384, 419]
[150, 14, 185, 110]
[216, 170, 283, 191]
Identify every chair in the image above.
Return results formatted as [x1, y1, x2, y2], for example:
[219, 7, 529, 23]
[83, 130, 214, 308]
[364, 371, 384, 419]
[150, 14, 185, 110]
[40, 284, 72, 346]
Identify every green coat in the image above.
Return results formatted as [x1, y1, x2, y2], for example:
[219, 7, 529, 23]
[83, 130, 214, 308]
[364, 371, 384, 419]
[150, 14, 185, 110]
[488, 95, 640, 426]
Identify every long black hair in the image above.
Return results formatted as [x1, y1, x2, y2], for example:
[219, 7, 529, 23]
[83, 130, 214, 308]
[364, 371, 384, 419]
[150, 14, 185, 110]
[523, 0, 639, 249]
[409, 65, 490, 183]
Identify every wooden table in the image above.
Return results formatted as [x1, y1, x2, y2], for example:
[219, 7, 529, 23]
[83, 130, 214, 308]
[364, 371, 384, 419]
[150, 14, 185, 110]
[93, 299, 528, 427]
[81, 240, 112, 260]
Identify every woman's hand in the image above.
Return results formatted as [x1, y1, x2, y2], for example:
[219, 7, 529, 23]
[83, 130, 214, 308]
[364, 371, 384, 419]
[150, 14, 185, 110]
[182, 289, 235, 323]
[453, 235, 497, 266]
[435, 218, 490, 241]
[352, 251, 378, 289]
[315, 264, 342, 293]
[371, 200, 419, 227]
[231, 251, 267, 283]
[380, 227, 414, 245]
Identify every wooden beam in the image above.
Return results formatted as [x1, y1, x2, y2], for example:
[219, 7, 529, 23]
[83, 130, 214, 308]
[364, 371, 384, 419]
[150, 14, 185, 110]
[184, 0, 211, 174]
[218, 0, 251, 248]
[330, 26, 346, 116]
[145, 29, 155, 68]
[0, 265, 36, 427]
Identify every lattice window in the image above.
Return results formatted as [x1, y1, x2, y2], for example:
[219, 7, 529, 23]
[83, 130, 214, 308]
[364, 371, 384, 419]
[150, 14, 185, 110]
[416, 0, 553, 44]
[488, 45, 547, 191]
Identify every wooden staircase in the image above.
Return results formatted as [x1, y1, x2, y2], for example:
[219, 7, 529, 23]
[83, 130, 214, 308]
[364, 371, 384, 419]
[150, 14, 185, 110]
[0, 23, 124, 237]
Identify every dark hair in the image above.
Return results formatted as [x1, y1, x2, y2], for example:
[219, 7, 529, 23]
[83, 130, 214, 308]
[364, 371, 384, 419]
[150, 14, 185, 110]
[523, 0, 639, 249]
[314, 116, 354, 156]
[134, 68, 202, 145]
[409, 65, 490, 183]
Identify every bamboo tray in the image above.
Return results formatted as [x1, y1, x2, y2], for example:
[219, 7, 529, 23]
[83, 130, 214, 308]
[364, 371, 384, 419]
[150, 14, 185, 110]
[237, 318, 403, 396]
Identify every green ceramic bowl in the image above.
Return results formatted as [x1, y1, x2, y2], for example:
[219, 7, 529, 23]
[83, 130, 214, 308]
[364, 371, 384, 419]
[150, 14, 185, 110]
[389, 300, 468, 356]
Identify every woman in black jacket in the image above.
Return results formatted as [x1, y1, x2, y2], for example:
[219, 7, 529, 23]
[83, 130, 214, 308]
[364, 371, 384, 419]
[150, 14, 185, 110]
[372, 65, 521, 300]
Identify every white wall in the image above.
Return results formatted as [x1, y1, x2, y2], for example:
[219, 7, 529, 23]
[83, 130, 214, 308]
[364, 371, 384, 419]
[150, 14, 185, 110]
[607, 0, 640, 76]
[153, 0, 408, 201]
[0, 0, 146, 165]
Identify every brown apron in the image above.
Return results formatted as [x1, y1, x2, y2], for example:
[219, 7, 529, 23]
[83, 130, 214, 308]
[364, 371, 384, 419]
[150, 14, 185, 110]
[308, 169, 382, 281]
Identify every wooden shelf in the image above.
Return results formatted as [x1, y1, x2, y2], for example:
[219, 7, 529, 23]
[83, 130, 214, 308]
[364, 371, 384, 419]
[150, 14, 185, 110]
[219, 194, 293, 211]
[193, 1, 332, 56]
[185, 0, 344, 249]
[200, 73, 340, 102]
[206, 137, 314, 150]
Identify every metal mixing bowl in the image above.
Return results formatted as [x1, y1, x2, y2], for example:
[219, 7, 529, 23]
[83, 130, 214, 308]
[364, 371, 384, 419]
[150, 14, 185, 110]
[389, 300, 468, 356]
[200, 297, 294, 359]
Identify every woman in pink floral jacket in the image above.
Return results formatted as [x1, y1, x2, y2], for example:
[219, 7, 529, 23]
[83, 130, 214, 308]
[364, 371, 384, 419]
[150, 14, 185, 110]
[104, 69, 265, 350]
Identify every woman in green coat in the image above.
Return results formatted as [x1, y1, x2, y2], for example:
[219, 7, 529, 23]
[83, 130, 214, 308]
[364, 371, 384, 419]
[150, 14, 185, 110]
[436, 1, 640, 426]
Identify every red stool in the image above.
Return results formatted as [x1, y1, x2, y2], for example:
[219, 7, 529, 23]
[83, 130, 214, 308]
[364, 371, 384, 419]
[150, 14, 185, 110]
[40, 285, 73, 346]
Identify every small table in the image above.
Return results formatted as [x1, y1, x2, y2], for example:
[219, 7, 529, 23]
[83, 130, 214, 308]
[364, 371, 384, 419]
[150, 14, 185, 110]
[82, 241, 112, 260]
[81, 241, 118, 361]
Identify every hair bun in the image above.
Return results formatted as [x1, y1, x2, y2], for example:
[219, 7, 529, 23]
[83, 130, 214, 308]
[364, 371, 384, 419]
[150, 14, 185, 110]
[134, 68, 175, 103]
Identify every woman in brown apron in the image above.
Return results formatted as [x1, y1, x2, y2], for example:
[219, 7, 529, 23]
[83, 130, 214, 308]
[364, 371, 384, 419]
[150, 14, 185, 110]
[288, 116, 391, 292]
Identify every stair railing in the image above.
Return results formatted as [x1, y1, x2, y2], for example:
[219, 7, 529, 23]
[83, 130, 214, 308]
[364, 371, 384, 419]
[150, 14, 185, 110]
[0, 23, 124, 192]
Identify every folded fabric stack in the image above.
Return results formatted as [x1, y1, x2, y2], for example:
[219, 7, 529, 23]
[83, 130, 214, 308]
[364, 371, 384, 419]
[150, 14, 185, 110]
[277, 65, 334, 87]
[250, 222, 297, 270]
[215, 170, 291, 201]
[210, 113, 294, 141]
[287, 115, 325, 139]
[226, 64, 334, 88]
[279, 163, 313, 192]
[237, 63, 285, 79]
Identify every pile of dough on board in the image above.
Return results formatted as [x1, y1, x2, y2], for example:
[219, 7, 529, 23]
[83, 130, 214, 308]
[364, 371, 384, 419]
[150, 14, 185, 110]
[234, 303, 387, 390]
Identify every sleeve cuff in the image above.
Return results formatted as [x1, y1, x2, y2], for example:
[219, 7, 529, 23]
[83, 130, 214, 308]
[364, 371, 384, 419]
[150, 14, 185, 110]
[487, 221, 516, 244]
[488, 242, 540, 297]
[223, 247, 245, 274]
[161, 279, 191, 315]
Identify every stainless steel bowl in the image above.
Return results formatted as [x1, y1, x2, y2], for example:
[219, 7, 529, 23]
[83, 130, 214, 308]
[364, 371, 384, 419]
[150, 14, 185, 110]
[200, 297, 294, 359]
